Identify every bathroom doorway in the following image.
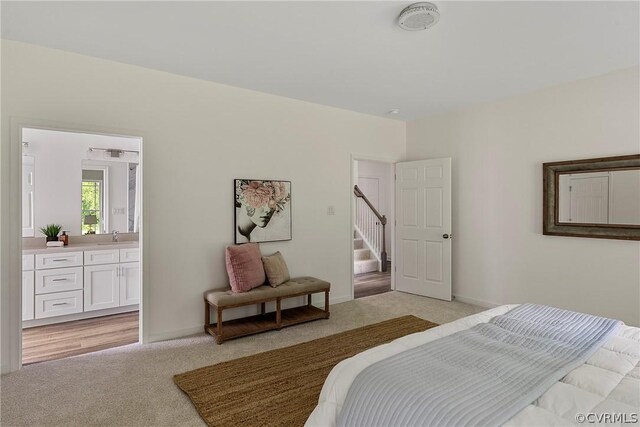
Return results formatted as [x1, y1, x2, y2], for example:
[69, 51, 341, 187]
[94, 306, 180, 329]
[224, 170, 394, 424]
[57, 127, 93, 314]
[19, 126, 143, 365]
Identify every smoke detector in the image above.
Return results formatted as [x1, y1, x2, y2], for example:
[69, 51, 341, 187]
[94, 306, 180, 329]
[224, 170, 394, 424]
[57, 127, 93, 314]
[398, 2, 440, 31]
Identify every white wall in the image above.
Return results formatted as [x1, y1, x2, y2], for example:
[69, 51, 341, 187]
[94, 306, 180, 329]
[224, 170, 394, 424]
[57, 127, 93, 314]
[22, 128, 139, 236]
[356, 159, 394, 259]
[0, 40, 406, 371]
[406, 67, 640, 326]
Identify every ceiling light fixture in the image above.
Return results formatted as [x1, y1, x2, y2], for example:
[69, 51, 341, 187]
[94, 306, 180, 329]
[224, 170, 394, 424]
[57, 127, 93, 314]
[388, 109, 400, 115]
[398, 2, 440, 31]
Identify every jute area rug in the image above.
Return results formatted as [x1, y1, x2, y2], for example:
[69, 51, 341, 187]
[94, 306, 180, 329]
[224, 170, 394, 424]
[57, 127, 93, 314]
[174, 315, 438, 427]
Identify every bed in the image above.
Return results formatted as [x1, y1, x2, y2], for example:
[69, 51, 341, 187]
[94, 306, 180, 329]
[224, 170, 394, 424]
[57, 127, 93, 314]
[306, 305, 640, 426]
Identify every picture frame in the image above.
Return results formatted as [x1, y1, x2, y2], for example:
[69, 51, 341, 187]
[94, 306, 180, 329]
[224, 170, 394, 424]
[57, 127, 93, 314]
[542, 154, 640, 241]
[234, 179, 292, 244]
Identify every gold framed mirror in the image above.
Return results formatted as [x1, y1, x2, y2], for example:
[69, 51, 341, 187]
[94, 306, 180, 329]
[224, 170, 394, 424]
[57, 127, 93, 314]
[543, 155, 640, 240]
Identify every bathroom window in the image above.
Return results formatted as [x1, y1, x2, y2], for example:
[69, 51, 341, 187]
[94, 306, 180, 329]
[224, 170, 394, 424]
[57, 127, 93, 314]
[81, 169, 106, 234]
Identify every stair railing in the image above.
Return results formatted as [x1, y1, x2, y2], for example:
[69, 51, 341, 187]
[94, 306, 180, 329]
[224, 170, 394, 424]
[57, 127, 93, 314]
[354, 185, 388, 272]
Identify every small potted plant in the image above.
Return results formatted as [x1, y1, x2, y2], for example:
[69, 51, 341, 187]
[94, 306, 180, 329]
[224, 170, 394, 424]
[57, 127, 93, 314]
[39, 224, 63, 242]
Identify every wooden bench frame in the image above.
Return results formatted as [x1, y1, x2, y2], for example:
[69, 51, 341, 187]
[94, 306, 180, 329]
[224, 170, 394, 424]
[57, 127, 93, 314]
[204, 289, 330, 344]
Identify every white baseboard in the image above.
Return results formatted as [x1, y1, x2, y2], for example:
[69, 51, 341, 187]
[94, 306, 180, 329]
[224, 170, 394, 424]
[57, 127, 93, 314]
[453, 294, 499, 309]
[148, 325, 204, 343]
[329, 294, 352, 305]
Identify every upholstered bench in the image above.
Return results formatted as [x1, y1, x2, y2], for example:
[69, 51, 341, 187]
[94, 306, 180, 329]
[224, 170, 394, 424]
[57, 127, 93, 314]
[204, 277, 330, 344]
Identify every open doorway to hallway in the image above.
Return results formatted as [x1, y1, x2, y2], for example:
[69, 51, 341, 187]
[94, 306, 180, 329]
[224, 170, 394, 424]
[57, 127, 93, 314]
[353, 159, 394, 299]
[20, 127, 142, 365]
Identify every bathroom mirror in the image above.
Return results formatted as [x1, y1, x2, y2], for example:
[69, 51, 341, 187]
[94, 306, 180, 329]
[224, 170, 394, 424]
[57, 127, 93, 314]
[81, 160, 139, 235]
[543, 155, 640, 240]
[21, 127, 141, 237]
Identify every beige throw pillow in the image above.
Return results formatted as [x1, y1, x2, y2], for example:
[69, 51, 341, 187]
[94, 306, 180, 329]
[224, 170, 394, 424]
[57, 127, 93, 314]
[262, 252, 290, 287]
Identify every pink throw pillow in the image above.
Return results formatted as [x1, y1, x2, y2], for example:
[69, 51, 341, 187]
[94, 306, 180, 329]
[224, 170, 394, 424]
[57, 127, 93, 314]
[225, 243, 266, 293]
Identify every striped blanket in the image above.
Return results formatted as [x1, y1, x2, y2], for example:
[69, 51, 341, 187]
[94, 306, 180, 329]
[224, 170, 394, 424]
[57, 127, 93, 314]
[336, 304, 621, 427]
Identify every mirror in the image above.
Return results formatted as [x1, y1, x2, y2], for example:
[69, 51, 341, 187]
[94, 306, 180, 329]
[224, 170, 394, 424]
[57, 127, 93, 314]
[81, 160, 139, 235]
[543, 155, 640, 240]
[21, 128, 141, 238]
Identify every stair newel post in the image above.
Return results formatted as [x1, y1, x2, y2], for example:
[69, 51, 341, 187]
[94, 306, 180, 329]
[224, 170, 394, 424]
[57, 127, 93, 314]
[380, 215, 388, 272]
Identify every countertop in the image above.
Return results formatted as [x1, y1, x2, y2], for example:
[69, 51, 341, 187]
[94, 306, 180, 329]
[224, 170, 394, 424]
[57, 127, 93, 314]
[22, 241, 139, 255]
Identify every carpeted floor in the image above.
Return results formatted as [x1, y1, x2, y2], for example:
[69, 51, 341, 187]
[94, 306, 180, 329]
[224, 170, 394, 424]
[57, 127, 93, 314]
[0, 291, 484, 426]
[175, 316, 437, 427]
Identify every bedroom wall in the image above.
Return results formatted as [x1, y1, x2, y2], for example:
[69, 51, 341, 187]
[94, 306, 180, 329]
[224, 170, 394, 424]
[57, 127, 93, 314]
[0, 40, 406, 372]
[406, 66, 640, 326]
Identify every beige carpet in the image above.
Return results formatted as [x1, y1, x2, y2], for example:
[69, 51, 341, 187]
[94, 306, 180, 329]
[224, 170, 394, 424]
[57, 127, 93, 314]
[175, 316, 437, 427]
[0, 291, 484, 426]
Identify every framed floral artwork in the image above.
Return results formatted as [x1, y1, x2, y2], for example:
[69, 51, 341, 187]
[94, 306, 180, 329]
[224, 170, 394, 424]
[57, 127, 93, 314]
[234, 179, 292, 243]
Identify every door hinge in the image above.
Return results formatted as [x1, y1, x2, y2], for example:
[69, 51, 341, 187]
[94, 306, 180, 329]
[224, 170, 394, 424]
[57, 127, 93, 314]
[569, 185, 572, 192]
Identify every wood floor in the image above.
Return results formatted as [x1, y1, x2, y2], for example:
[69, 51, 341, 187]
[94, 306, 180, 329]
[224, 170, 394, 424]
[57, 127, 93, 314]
[354, 264, 391, 299]
[22, 311, 139, 365]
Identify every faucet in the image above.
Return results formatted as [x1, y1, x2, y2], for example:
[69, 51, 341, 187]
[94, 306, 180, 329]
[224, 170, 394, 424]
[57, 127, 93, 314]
[112, 230, 119, 242]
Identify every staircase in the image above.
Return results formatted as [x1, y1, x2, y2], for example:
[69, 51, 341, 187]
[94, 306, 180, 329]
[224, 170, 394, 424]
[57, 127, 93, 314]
[353, 185, 388, 275]
[354, 235, 379, 274]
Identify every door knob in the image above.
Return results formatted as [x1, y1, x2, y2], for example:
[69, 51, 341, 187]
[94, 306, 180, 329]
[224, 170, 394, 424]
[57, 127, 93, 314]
[443, 233, 451, 239]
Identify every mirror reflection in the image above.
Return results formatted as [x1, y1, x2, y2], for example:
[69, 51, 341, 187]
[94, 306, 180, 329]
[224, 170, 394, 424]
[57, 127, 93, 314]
[81, 161, 139, 234]
[558, 169, 640, 226]
[21, 128, 141, 238]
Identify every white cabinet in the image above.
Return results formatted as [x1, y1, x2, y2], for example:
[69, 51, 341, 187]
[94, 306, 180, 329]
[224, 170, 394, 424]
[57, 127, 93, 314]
[120, 248, 139, 263]
[22, 254, 35, 321]
[84, 249, 119, 266]
[84, 264, 120, 312]
[35, 267, 83, 294]
[22, 271, 35, 321]
[23, 245, 139, 325]
[22, 254, 35, 271]
[35, 251, 83, 270]
[120, 262, 140, 306]
[35, 290, 83, 319]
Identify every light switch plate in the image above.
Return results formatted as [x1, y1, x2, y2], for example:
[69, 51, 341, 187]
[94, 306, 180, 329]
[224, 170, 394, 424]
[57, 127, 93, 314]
[327, 206, 335, 216]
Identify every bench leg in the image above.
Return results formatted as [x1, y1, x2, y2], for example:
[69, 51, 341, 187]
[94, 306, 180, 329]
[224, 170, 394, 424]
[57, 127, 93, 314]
[276, 298, 282, 329]
[204, 300, 211, 333]
[307, 294, 312, 306]
[216, 307, 223, 344]
[324, 290, 330, 318]
[261, 302, 266, 315]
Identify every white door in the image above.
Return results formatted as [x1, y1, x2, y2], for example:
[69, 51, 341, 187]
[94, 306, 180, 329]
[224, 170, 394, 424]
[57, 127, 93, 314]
[395, 158, 452, 300]
[120, 262, 140, 306]
[84, 264, 120, 311]
[569, 173, 609, 224]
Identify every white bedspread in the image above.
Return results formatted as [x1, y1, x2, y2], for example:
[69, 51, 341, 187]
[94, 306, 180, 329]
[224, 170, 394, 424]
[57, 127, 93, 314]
[306, 305, 640, 427]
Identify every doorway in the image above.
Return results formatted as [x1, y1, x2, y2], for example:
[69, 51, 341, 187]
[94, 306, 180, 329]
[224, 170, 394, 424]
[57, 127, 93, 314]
[352, 158, 395, 299]
[19, 126, 143, 365]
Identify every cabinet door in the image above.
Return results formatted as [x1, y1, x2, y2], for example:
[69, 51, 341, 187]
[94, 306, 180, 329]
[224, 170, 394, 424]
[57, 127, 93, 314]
[119, 262, 140, 306]
[22, 254, 35, 271]
[22, 271, 35, 321]
[84, 264, 120, 311]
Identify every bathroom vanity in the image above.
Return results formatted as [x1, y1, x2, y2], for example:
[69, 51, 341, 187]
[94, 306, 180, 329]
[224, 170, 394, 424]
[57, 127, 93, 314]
[22, 242, 140, 327]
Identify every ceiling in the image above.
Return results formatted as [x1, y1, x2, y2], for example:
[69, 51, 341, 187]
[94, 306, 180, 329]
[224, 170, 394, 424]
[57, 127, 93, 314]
[2, 1, 638, 120]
